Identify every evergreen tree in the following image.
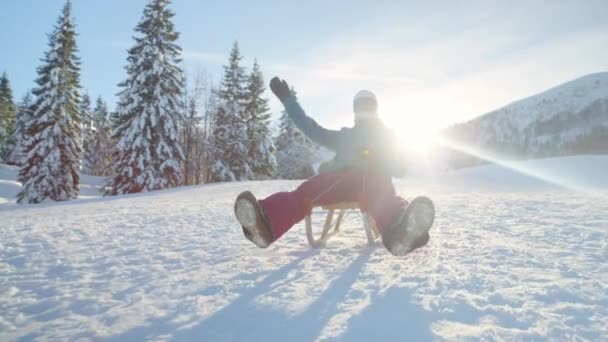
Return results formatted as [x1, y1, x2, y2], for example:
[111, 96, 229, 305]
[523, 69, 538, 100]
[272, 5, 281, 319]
[17, 0, 82, 204]
[106, 0, 185, 195]
[9, 92, 34, 165]
[80, 93, 93, 126]
[274, 88, 314, 179]
[0, 72, 17, 163]
[210, 41, 251, 182]
[92, 97, 109, 122]
[245, 60, 276, 179]
[80, 93, 95, 174]
[85, 97, 113, 176]
[109, 109, 122, 132]
[95, 97, 113, 176]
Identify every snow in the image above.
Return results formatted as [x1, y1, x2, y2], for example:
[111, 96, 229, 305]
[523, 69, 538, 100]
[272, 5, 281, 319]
[0, 164, 106, 204]
[1, 155, 608, 341]
[0, 164, 21, 205]
[405, 155, 608, 193]
[446, 72, 608, 156]
[484, 72, 608, 133]
[311, 144, 336, 173]
[107, 0, 184, 195]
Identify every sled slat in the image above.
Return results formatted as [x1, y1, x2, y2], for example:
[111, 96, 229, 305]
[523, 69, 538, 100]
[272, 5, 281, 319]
[305, 202, 379, 248]
[318, 202, 359, 211]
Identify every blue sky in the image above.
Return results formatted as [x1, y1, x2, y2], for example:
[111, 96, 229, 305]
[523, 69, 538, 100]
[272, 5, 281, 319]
[1, 0, 607, 139]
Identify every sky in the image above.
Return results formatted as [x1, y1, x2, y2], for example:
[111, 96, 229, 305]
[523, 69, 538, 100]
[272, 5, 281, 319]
[1, 0, 607, 141]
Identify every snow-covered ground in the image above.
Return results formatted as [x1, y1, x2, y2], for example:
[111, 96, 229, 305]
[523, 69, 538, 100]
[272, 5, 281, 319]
[1, 156, 608, 341]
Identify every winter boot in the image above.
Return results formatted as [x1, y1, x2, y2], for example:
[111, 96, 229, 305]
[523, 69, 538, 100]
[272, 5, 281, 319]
[234, 191, 274, 248]
[382, 196, 435, 256]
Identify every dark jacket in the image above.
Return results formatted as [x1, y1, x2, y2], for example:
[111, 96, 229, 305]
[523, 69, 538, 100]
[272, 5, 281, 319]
[282, 96, 407, 177]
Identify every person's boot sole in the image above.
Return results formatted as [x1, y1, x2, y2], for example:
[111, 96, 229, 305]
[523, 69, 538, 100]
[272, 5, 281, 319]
[235, 191, 273, 248]
[385, 196, 435, 256]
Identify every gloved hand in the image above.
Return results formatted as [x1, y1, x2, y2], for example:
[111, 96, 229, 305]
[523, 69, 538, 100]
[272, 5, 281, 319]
[270, 77, 291, 102]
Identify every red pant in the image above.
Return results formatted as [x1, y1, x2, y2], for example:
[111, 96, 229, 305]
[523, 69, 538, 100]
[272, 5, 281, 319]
[259, 170, 407, 241]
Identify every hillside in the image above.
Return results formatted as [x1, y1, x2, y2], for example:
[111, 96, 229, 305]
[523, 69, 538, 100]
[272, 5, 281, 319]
[442, 73, 608, 168]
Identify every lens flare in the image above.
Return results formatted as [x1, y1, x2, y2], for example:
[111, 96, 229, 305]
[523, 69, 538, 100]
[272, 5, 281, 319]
[435, 136, 600, 193]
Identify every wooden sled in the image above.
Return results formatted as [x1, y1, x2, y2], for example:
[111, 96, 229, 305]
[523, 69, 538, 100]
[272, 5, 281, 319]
[304, 199, 381, 248]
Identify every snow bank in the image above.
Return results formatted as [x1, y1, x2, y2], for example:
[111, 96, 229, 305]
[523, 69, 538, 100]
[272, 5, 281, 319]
[0, 164, 106, 205]
[0, 164, 20, 205]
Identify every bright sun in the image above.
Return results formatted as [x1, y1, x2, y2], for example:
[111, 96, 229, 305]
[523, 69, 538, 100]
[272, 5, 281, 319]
[385, 114, 438, 156]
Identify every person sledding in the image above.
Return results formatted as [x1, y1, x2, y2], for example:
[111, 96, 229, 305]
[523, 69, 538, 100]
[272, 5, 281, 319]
[234, 77, 435, 256]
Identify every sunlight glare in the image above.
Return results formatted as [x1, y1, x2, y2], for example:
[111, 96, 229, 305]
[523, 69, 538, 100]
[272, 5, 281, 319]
[435, 136, 599, 193]
[384, 110, 438, 157]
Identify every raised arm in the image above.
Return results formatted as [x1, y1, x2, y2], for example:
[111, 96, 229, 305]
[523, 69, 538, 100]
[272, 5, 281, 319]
[270, 77, 340, 150]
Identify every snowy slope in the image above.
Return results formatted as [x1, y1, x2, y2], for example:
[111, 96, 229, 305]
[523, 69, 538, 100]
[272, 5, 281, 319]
[486, 72, 608, 131]
[1, 156, 608, 341]
[403, 155, 608, 193]
[443, 72, 608, 162]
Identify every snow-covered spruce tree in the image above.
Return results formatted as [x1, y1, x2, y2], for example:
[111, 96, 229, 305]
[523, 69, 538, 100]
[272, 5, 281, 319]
[0, 72, 17, 163]
[274, 88, 314, 179]
[244, 60, 276, 179]
[80, 93, 95, 174]
[106, 0, 184, 195]
[108, 109, 122, 133]
[8, 92, 34, 166]
[17, 1, 82, 204]
[80, 93, 93, 127]
[84, 97, 113, 176]
[210, 41, 251, 182]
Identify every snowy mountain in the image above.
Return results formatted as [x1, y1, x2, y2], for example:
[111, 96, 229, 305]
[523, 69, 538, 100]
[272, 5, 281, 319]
[442, 72, 608, 167]
[1, 156, 608, 340]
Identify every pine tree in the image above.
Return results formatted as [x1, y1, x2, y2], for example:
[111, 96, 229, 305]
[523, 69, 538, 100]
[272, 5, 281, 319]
[106, 0, 185, 195]
[80, 93, 95, 174]
[210, 41, 251, 182]
[274, 88, 314, 179]
[244, 60, 276, 179]
[17, 0, 82, 204]
[108, 108, 123, 133]
[85, 97, 113, 176]
[80, 93, 93, 127]
[9, 92, 34, 165]
[0, 72, 17, 163]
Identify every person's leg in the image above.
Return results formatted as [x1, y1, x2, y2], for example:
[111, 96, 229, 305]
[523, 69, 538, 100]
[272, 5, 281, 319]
[259, 170, 362, 240]
[363, 173, 408, 234]
[381, 196, 435, 255]
[363, 173, 435, 255]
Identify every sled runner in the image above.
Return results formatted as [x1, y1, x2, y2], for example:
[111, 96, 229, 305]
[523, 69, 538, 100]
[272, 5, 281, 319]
[304, 198, 380, 248]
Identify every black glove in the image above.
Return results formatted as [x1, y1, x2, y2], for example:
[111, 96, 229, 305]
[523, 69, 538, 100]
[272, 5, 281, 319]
[270, 77, 291, 102]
